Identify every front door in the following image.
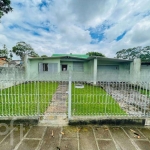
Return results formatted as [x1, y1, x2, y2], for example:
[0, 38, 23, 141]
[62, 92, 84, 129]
[62, 64, 67, 71]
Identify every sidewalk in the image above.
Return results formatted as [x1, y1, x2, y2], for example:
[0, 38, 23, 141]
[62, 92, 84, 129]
[0, 124, 150, 150]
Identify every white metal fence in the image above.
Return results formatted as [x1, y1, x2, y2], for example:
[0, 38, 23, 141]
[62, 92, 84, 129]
[71, 81, 150, 120]
[0, 78, 150, 119]
[0, 80, 62, 117]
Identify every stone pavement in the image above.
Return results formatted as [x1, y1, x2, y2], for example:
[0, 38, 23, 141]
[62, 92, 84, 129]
[1, 124, 150, 150]
[39, 83, 68, 126]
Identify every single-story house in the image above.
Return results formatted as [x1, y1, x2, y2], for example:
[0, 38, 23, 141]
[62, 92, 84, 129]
[25, 54, 141, 82]
[0, 57, 8, 67]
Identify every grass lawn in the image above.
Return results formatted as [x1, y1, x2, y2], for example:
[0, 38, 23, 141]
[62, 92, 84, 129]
[71, 83, 126, 116]
[0, 81, 58, 116]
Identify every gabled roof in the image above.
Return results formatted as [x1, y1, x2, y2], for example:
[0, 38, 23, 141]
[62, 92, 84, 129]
[52, 54, 89, 59]
[28, 55, 87, 60]
[28, 54, 133, 62]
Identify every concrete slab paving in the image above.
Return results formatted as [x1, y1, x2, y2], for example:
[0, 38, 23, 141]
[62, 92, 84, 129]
[0, 126, 29, 150]
[134, 140, 150, 150]
[0, 124, 150, 150]
[123, 127, 146, 139]
[97, 140, 116, 150]
[39, 127, 61, 150]
[79, 126, 98, 150]
[60, 139, 78, 150]
[135, 140, 150, 150]
[109, 127, 137, 150]
[62, 126, 77, 138]
[26, 126, 46, 139]
[0, 125, 13, 143]
[17, 139, 40, 150]
[137, 127, 150, 140]
[93, 126, 112, 139]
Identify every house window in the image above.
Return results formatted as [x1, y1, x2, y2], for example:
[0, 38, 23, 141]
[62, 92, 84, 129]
[43, 63, 48, 71]
[39, 63, 58, 73]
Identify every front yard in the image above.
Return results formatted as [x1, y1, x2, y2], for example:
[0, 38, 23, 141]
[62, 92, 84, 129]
[0, 81, 126, 117]
[71, 83, 126, 116]
[0, 81, 58, 116]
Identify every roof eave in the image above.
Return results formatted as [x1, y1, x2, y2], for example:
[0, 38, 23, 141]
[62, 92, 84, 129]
[87, 56, 133, 62]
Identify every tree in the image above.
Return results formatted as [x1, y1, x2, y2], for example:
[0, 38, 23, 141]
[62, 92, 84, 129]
[0, 44, 8, 57]
[86, 52, 105, 57]
[41, 55, 48, 57]
[12, 41, 39, 60]
[0, 0, 13, 19]
[116, 46, 150, 61]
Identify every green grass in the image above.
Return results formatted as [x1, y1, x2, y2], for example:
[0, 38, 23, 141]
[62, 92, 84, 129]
[72, 84, 126, 116]
[139, 89, 150, 97]
[0, 82, 58, 116]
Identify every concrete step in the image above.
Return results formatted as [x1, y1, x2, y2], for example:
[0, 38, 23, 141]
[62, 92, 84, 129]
[39, 115, 68, 126]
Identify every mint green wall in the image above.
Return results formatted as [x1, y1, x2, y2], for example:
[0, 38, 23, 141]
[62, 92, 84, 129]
[28, 59, 60, 79]
[119, 62, 130, 80]
[60, 61, 73, 71]
[26, 57, 132, 81]
[85, 60, 93, 74]
[97, 60, 131, 81]
[83, 61, 92, 73]
[27, 59, 92, 79]
[61, 61, 91, 73]
[98, 60, 120, 65]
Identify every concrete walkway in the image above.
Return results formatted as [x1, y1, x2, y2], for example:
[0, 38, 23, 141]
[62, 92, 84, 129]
[0, 125, 150, 150]
[39, 83, 68, 126]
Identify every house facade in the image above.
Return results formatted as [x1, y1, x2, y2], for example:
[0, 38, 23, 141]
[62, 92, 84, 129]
[25, 54, 141, 82]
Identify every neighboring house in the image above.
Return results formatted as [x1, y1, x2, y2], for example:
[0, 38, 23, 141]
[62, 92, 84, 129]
[0, 57, 8, 67]
[25, 54, 138, 82]
[8, 60, 22, 67]
[0, 59, 25, 80]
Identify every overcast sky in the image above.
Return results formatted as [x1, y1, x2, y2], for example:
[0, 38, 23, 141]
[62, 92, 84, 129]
[1, 0, 150, 59]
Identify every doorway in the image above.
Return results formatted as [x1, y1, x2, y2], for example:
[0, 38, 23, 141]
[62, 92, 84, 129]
[62, 64, 67, 71]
